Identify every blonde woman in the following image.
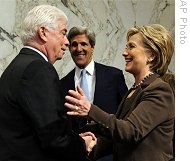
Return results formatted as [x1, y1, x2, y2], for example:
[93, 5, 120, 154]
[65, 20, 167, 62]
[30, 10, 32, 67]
[65, 24, 175, 161]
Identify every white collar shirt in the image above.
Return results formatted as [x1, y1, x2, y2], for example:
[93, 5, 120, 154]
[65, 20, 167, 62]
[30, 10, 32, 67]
[74, 60, 95, 103]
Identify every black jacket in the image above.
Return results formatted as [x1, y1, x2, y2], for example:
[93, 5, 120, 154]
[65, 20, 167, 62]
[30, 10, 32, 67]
[0, 48, 88, 161]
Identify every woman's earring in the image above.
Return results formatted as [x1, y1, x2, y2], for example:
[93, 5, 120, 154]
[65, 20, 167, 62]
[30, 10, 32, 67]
[147, 58, 153, 65]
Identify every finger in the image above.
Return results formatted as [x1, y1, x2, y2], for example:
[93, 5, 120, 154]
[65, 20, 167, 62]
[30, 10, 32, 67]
[87, 140, 96, 151]
[87, 147, 92, 153]
[65, 95, 78, 104]
[64, 103, 81, 113]
[89, 140, 96, 148]
[64, 102, 75, 110]
[88, 132, 97, 141]
[81, 132, 95, 138]
[68, 89, 81, 99]
[67, 111, 79, 115]
[79, 132, 91, 137]
[75, 105, 79, 111]
[76, 86, 85, 96]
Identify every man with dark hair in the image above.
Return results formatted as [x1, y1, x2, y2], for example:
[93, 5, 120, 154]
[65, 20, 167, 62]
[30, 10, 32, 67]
[60, 26, 128, 161]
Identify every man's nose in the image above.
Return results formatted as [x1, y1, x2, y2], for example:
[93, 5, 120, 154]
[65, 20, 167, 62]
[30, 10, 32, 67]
[76, 44, 82, 51]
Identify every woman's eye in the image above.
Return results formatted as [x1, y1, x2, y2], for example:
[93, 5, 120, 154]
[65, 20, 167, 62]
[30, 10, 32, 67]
[126, 45, 132, 49]
[126, 44, 136, 49]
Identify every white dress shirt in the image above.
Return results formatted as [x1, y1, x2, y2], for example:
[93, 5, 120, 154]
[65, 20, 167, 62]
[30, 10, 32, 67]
[74, 60, 95, 103]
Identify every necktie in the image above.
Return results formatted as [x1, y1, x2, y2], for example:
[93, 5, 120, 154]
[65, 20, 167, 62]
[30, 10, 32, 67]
[80, 69, 89, 100]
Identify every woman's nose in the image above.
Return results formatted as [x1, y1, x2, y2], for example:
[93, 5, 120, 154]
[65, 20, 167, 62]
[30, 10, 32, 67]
[122, 49, 128, 57]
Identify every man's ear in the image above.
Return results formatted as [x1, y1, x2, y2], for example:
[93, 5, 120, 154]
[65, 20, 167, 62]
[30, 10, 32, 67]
[91, 47, 94, 54]
[38, 26, 47, 41]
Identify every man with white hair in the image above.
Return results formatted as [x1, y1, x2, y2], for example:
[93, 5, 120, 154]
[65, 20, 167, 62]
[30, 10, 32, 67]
[0, 5, 96, 161]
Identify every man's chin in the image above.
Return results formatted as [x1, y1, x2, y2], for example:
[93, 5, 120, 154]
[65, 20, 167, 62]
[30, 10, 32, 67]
[76, 63, 86, 69]
[58, 54, 65, 60]
[55, 57, 63, 62]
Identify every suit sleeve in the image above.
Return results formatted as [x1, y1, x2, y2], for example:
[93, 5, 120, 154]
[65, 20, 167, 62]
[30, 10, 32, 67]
[88, 80, 174, 143]
[18, 61, 88, 160]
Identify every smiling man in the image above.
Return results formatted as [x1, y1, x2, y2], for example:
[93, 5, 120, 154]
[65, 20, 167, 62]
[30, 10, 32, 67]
[60, 26, 128, 161]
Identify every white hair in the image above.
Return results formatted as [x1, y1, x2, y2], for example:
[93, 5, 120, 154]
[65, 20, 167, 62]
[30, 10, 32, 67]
[20, 5, 68, 44]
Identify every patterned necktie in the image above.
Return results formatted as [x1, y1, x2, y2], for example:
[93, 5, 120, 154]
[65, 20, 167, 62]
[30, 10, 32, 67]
[80, 69, 89, 100]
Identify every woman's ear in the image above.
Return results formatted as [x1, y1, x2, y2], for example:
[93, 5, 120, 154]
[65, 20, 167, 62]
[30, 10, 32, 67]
[148, 52, 156, 62]
[146, 52, 156, 65]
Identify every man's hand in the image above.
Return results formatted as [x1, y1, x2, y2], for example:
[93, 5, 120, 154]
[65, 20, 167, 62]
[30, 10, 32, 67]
[80, 132, 97, 154]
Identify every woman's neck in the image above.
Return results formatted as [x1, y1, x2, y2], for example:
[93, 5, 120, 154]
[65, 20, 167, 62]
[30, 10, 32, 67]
[131, 72, 154, 90]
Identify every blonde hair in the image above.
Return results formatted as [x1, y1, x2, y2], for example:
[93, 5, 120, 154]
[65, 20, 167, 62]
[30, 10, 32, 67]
[161, 72, 175, 96]
[127, 24, 174, 76]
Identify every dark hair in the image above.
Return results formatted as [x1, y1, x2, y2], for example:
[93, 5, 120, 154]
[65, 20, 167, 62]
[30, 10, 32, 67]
[67, 26, 96, 47]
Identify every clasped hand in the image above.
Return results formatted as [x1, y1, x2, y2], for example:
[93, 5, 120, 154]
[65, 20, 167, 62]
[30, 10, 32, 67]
[64, 86, 96, 154]
[80, 132, 97, 154]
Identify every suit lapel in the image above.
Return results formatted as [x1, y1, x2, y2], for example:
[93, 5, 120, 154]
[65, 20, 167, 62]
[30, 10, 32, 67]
[116, 74, 160, 119]
[69, 69, 76, 90]
[116, 91, 129, 117]
[117, 88, 142, 118]
[93, 63, 105, 103]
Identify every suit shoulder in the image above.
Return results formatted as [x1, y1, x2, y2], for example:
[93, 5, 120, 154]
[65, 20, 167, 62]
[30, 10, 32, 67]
[96, 62, 122, 73]
[60, 69, 75, 82]
[148, 78, 172, 92]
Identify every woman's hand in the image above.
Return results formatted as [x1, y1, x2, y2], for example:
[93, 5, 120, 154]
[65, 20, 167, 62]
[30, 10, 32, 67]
[64, 86, 91, 116]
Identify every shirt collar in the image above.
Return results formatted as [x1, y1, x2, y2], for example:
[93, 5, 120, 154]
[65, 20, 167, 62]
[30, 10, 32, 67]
[85, 60, 94, 76]
[23, 46, 48, 62]
[75, 60, 95, 77]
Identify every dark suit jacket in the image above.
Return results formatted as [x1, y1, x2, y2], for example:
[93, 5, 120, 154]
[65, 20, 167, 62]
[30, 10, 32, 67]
[60, 62, 128, 133]
[0, 48, 88, 161]
[89, 74, 175, 161]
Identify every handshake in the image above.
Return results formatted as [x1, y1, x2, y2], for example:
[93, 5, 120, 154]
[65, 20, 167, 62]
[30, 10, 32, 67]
[80, 132, 97, 155]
